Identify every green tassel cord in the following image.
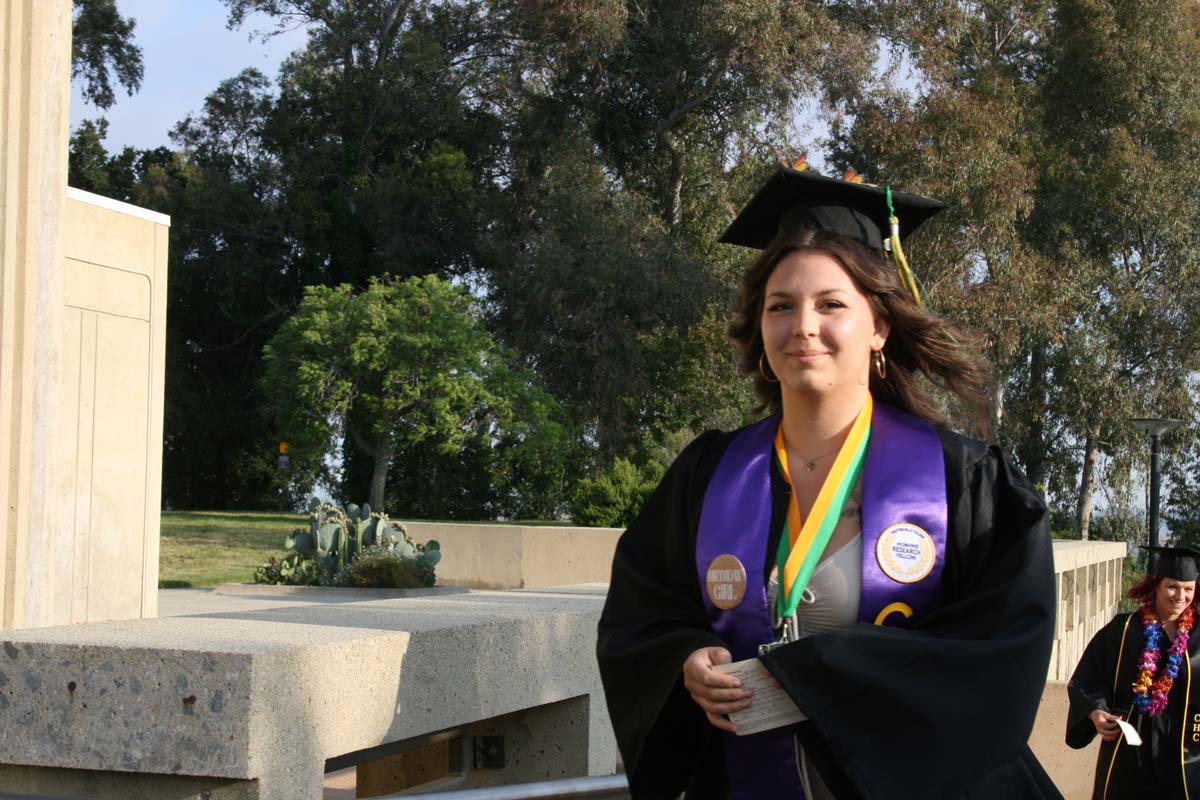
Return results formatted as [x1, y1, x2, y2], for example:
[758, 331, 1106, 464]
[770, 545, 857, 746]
[883, 185, 959, 359]
[885, 185, 924, 307]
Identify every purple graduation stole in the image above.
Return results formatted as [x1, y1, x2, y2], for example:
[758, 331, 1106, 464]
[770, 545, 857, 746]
[694, 403, 947, 799]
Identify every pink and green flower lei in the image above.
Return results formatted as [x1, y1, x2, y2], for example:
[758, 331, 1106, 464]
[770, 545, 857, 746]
[1132, 603, 1195, 716]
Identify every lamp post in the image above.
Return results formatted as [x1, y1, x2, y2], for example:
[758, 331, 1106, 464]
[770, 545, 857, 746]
[1131, 418, 1185, 572]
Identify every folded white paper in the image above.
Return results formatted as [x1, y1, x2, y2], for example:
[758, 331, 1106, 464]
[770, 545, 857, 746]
[713, 658, 807, 736]
[1116, 719, 1142, 746]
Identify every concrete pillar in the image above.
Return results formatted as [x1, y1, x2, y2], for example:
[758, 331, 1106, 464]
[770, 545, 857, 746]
[0, 0, 72, 629]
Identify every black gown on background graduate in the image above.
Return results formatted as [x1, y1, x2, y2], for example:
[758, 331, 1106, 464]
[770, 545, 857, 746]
[1067, 611, 1200, 798]
[597, 421, 1062, 800]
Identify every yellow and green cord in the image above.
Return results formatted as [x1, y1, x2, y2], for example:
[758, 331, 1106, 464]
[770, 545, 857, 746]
[886, 185, 924, 308]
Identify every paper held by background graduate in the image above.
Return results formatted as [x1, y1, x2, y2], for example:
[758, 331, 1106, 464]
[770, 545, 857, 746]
[1116, 719, 1142, 746]
[714, 658, 807, 736]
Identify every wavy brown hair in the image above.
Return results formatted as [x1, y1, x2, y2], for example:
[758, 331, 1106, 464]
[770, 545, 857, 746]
[728, 227, 991, 429]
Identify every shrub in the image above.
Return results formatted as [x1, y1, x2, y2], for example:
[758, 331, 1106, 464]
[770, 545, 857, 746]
[331, 544, 437, 588]
[569, 458, 665, 528]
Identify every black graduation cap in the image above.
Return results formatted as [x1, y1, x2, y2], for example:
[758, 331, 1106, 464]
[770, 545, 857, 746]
[719, 166, 947, 251]
[1146, 546, 1200, 581]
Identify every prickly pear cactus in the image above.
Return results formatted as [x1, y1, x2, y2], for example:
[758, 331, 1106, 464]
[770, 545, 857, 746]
[256, 500, 443, 588]
[360, 516, 378, 547]
[417, 539, 441, 568]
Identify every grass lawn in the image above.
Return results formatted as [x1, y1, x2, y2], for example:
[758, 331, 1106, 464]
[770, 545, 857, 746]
[159, 510, 306, 588]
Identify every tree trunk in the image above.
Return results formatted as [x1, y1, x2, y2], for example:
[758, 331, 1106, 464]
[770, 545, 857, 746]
[1017, 342, 1048, 491]
[664, 140, 684, 229]
[368, 441, 393, 510]
[1076, 421, 1101, 540]
[991, 381, 1005, 433]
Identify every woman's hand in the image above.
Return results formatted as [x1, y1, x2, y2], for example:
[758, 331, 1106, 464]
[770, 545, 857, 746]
[1090, 709, 1124, 742]
[682, 646, 753, 732]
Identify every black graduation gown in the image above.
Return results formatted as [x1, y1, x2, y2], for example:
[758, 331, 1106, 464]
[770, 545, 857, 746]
[1066, 612, 1200, 799]
[597, 423, 1062, 800]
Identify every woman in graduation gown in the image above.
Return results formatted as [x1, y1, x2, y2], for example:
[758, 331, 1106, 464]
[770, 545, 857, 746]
[596, 165, 1062, 800]
[1066, 547, 1200, 798]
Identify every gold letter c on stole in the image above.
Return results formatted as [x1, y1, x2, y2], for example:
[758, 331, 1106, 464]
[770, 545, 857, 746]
[874, 601, 914, 626]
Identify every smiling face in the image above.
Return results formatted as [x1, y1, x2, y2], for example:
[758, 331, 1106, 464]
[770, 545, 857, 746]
[1155, 577, 1197, 623]
[760, 250, 889, 403]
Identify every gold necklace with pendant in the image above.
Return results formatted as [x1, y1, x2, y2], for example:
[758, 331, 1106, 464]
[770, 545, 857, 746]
[790, 446, 841, 472]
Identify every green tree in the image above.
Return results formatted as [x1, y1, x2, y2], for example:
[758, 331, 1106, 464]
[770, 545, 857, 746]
[161, 1, 512, 508]
[133, 0, 1200, 520]
[1026, 0, 1200, 535]
[69, 0, 146, 204]
[222, 0, 503, 286]
[569, 457, 664, 528]
[72, 0, 144, 110]
[67, 118, 173, 200]
[827, 1, 1059, 447]
[163, 69, 298, 509]
[485, 144, 721, 456]
[1167, 481, 1200, 552]
[482, 0, 884, 458]
[1090, 510, 1143, 546]
[360, 380, 578, 520]
[150, 0, 886, 505]
[829, 0, 1200, 538]
[152, 0, 510, 507]
[263, 275, 568, 511]
[1162, 429, 1200, 549]
[564, 0, 876, 229]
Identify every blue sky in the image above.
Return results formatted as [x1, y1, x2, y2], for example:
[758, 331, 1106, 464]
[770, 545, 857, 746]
[70, 0, 308, 152]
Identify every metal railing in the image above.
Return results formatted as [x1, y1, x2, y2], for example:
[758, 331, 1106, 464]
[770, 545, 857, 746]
[374, 773, 630, 800]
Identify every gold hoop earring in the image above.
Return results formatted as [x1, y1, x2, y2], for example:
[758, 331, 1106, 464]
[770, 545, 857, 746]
[759, 353, 779, 383]
[872, 349, 887, 381]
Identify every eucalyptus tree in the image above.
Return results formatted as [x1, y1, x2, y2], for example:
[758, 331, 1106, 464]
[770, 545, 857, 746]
[69, 0, 147, 200]
[826, 1, 1062, 449]
[567, 0, 877, 230]
[826, 0, 1200, 537]
[1165, 429, 1200, 550]
[72, 0, 143, 110]
[484, 0, 883, 459]
[226, 0, 504, 286]
[1027, 0, 1200, 535]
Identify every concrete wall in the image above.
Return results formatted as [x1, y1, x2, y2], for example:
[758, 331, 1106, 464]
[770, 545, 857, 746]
[0, 2, 167, 630]
[1049, 541, 1127, 681]
[0, 587, 616, 800]
[404, 523, 1124, 680]
[57, 189, 170, 623]
[401, 522, 624, 589]
[1, 0, 72, 631]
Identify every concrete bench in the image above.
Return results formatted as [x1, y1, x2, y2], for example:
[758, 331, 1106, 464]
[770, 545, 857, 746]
[0, 586, 616, 799]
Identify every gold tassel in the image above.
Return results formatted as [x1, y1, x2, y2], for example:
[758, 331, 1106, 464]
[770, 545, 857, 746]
[884, 186, 923, 308]
[889, 215, 923, 307]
